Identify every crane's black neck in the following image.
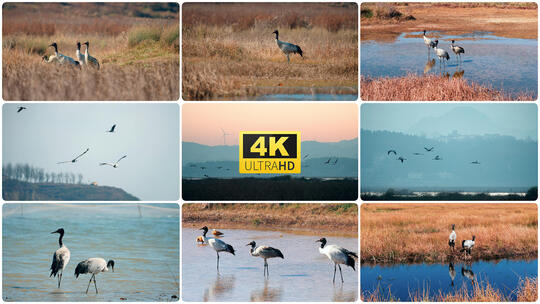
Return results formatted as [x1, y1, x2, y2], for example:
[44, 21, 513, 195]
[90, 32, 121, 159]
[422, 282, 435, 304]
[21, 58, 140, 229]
[58, 231, 64, 247]
[319, 239, 327, 248]
[274, 32, 279, 40]
[201, 228, 208, 237]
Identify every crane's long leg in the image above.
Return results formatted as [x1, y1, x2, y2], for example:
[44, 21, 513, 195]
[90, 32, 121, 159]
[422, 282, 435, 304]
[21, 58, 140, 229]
[86, 274, 95, 294]
[287, 54, 290, 63]
[57, 272, 61, 288]
[216, 252, 220, 271]
[338, 264, 344, 283]
[265, 260, 269, 277]
[333, 263, 337, 283]
[93, 275, 98, 294]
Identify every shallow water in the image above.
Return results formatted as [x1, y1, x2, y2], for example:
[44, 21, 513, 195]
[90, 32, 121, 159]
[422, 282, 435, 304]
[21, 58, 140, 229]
[182, 228, 358, 302]
[361, 259, 537, 301]
[361, 31, 538, 99]
[255, 94, 358, 101]
[2, 204, 179, 302]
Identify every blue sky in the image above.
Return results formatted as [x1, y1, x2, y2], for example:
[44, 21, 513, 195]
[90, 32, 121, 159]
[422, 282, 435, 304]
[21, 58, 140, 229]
[3, 104, 179, 200]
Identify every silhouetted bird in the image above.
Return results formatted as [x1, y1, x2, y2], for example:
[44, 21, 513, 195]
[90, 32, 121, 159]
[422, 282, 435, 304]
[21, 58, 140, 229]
[424, 147, 434, 152]
[17, 106, 27, 113]
[387, 150, 397, 155]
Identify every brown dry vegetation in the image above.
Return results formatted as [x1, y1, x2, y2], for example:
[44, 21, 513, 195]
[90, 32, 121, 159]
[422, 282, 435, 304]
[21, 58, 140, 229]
[361, 2, 538, 42]
[182, 203, 358, 237]
[3, 3, 179, 101]
[361, 203, 537, 264]
[182, 3, 358, 100]
[362, 277, 538, 301]
[361, 74, 536, 101]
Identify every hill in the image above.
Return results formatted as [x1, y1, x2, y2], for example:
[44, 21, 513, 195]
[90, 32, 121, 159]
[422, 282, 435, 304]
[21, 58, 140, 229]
[3, 179, 139, 201]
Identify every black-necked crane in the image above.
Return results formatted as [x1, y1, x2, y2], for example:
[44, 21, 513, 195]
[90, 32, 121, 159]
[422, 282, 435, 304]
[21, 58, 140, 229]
[387, 150, 397, 155]
[57, 148, 90, 164]
[471, 160, 480, 164]
[75, 258, 115, 294]
[50, 228, 70, 288]
[273, 30, 303, 63]
[44, 42, 80, 67]
[316, 238, 357, 283]
[460, 235, 475, 258]
[17, 106, 27, 113]
[246, 241, 284, 277]
[99, 155, 127, 168]
[76, 42, 85, 65]
[433, 40, 450, 69]
[201, 226, 235, 271]
[450, 40, 465, 64]
[424, 147, 434, 152]
[324, 158, 331, 164]
[83, 41, 100, 70]
[422, 30, 436, 56]
[448, 224, 456, 252]
[107, 124, 116, 133]
[397, 156, 406, 163]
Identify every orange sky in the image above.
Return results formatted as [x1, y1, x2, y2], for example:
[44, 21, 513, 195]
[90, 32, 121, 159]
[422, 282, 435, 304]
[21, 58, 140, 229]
[182, 103, 358, 146]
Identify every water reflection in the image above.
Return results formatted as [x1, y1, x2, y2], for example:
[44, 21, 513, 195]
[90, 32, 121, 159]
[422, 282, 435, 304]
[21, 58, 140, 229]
[424, 59, 436, 74]
[453, 69, 465, 78]
[332, 284, 358, 302]
[461, 264, 475, 284]
[203, 274, 236, 302]
[448, 262, 456, 287]
[249, 280, 283, 302]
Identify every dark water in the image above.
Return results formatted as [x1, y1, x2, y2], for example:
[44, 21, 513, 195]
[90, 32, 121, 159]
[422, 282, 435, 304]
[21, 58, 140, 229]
[3, 204, 179, 302]
[182, 228, 358, 301]
[361, 259, 537, 301]
[361, 32, 538, 99]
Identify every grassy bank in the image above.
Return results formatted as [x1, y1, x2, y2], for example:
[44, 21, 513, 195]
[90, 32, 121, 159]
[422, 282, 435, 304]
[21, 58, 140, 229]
[360, 75, 535, 101]
[182, 3, 357, 100]
[361, 203, 537, 264]
[182, 203, 358, 237]
[361, 2, 537, 42]
[362, 277, 538, 301]
[3, 3, 179, 100]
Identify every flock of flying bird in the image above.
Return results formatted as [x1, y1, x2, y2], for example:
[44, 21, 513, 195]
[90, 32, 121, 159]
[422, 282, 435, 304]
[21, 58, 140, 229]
[49, 228, 115, 294]
[423, 30, 465, 68]
[42, 42, 100, 69]
[197, 226, 357, 283]
[387, 146, 480, 165]
[16, 106, 126, 168]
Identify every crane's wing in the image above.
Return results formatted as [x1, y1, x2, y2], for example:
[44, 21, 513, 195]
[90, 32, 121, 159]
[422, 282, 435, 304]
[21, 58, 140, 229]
[99, 162, 114, 166]
[108, 124, 116, 132]
[17, 107, 26, 113]
[57, 160, 71, 164]
[116, 155, 127, 163]
[73, 148, 90, 161]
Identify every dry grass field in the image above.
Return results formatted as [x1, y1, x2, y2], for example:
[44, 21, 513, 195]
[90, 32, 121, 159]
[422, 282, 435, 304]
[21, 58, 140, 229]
[2, 3, 179, 100]
[182, 3, 358, 100]
[182, 203, 358, 237]
[361, 203, 537, 264]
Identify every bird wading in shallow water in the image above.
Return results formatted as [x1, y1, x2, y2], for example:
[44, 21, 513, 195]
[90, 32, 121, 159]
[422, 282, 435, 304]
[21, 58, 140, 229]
[75, 258, 115, 294]
[200, 226, 235, 271]
[50, 228, 70, 288]
[246, 241, 284, 277]
[316, 237, 357, 283]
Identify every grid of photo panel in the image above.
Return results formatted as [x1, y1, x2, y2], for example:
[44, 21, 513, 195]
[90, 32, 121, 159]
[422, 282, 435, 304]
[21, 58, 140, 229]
[360, 1, 539, 303]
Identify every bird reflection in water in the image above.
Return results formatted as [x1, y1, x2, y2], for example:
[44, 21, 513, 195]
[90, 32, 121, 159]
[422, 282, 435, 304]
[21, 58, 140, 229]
[202, 274, 235, 301]
[249, 279, 282, 302]
[332, 284, 358, 302]
[461, 264, 475, 285]
[424, 59, 436, 74]
[453, 69, 465, 79]
[448, 260, 456, 287]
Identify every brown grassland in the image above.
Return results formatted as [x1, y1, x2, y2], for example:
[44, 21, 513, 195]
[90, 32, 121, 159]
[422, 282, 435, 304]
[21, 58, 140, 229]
[182, 203, 358, 237]
[361, 74, 535, 101]
[3, 3, 179, 100]
[361, 203, 537, 264]
[182, 3, 358, 100]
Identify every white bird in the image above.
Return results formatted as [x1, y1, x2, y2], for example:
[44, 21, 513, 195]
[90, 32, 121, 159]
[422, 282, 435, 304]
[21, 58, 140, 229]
[99, 155, 127, 168]
[246, 241, 284, 277]
[44, 42, 80, 67]
[107, 124, 116, 133]
[423, 30, 436, 55]
[448, 224, 456, 251]
[57, 148, 90, 164]
[200, 226, 235, 271]
[76, 42, 85, 65]
[460, 235, 476, 257]
[75, 258, 115, 294]
[316, 237, 357, 283]
[17, 106, 27, 113]
[83, 41, 100, 70]
[433, 40, 450, 68]
[272, 30, 303, 63]
[450, 40, 465, 63]
[50, 228, 70, 288]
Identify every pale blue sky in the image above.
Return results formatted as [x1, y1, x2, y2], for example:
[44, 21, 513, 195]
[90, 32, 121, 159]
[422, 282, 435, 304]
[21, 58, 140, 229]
[361, 104, 538, 140]
[3, 104, 179, 201]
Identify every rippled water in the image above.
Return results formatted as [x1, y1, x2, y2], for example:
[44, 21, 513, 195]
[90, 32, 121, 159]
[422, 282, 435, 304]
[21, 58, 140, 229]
[182, 228, 358, 302]
[361, 259, 537, 301]
[2, 204, 179, 302]
[361, 31, 538, 98]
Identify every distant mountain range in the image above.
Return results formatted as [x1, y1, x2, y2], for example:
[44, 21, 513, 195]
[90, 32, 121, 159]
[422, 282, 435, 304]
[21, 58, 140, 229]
[3, 179, 139, 201]
[182, 139, 358, 178]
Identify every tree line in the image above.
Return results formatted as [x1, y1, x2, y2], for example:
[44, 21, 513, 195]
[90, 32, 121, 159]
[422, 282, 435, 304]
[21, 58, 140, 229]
[2, 163, 84, 184]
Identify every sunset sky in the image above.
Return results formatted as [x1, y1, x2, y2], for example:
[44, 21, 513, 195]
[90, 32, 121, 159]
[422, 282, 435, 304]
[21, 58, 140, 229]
[182, 103, 358, 146]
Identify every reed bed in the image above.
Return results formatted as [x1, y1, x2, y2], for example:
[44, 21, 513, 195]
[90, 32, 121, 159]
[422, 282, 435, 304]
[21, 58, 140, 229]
[360, 74, 535, 101]
[361, 203, 537, 264]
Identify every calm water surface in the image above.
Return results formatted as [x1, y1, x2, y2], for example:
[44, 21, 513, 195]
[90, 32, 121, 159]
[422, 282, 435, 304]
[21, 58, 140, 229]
[361, 31, 538, 98]
[182, 228, 358, 302]
[361, 259, 537, 301]
[3, 204, 179, 302]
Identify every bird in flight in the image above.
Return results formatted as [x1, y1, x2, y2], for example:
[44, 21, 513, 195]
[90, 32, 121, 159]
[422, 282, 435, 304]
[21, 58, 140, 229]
[332, 158, 339, 165]
[107, 124, 116, 133]
[424, 147, 434, 152]
[57, 148, 90, 164]
[471, 160, 480, 164]
[17, 106, 27, 113]
[433, 155, 442, 160]
[413, 152, 423, 155]
[397, 157, 406, 163]
[303, 154, 309, 159]
[324, 158, 331, 164]
[99, 155, 127, 168]
[387, 150, 397, 155]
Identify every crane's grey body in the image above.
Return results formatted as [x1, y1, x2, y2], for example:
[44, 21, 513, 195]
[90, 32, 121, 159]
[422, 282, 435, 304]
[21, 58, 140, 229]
[247, 241, 284, 277]
[450, 40, 465, 63]
[273, 30, 303, 63]
[44, 42, 80, 67]
[75, 257, 115, 294]
[433, 40, 450, 68]
[50, 228, 70, 289]
[316, 238, 357, 283]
